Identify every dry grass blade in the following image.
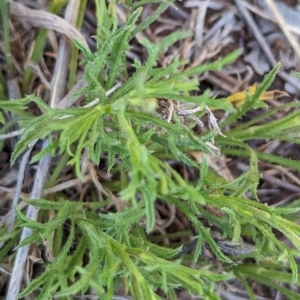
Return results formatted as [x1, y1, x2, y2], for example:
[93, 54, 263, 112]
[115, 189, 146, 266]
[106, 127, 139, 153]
[0, 140, 36, 249]
[50, 0, 81, 107]
[264, 0, 300, 61]
[195, 0, 209, 50]
[5, 0, 83, 298]
[43, 175, 91, 195]
[235, 0, 300, 93]
[241, 0, 300, 36]
[235, 0, 276, 66]
[8, 1, 88, 47]
[6, 141, 51, 299]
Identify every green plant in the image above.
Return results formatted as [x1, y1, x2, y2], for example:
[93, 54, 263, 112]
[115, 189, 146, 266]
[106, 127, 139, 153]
[2, 2, 300, 300]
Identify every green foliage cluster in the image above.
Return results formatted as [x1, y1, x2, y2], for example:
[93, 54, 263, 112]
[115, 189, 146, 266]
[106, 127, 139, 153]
[1, 1, 300, 299]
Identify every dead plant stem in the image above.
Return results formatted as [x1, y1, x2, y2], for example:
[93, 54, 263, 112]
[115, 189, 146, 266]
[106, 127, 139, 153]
[6, 0, 82, 298]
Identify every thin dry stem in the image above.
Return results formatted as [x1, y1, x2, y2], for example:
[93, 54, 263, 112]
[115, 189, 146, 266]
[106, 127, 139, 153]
[241, 0, 300, 36]
[264, 0, 300, 61]
[6, 142, 51, 299]
[0, 140, 37, 249]
[8, 1, 87, 47]
[43, 175, 92, 195]
[6, 0, 82, 298]
[235, 0, 300, 92]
